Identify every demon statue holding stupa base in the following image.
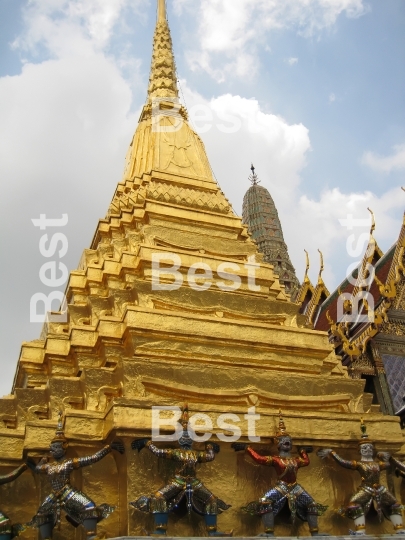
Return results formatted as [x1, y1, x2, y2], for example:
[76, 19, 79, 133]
[0, 464, 27, 539]
[130, 404, 232, 537]
[318, 419, 405, 536]
[232, 411, 327, 537]
[394, 461, 405, 480]
[27, 412, 124, 540]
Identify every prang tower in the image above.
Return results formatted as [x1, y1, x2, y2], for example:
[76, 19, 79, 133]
[0, 1, 403, 538]
[242, 166, 300, 301]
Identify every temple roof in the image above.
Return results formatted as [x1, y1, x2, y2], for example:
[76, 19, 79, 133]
[313, 207, 405, 370]
[314, 238, 389, 332]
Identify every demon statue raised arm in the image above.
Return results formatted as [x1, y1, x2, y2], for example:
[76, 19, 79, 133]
[318, 419, 405, 536]
[27, 412, 124, 540]
[391, 455, 405, 479]
[233, 411, 327, 537]
[0, 463, 27, 539]
[130, 405, 231, 537]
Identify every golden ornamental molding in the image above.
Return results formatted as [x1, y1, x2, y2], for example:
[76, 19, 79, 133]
[140, 378, 357, 413]
[146, 181, 231, 214]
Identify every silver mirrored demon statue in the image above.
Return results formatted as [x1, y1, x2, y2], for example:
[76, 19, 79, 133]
[0, 464, 27, 539]
[233, 412, 327, 537]
[318, 419, 405, 536]
[130, 405, 231, 536]
[27, 412, 124, 540]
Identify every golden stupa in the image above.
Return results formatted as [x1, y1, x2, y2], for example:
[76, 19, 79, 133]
[0, 1, 403, 538]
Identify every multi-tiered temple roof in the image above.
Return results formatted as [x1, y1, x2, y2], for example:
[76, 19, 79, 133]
[313, 208, 405, 418]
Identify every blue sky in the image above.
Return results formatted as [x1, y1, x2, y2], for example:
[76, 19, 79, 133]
[0, 0, 404, 397]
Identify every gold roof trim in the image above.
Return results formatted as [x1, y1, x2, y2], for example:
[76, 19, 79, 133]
[296, 250, 315, 305]
[326, 198, 405, 360]
[304, 250, 330, 326]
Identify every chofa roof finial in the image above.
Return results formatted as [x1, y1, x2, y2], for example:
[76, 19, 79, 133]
[304, 249, 310, 282]
[367, 207, 376, 236]
[318, 249, 324, 281]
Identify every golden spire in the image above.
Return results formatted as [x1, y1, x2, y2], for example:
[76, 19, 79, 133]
[118, 0, 215, 189]
[147, 0, 179, 101]
[158, 0, 167, 22]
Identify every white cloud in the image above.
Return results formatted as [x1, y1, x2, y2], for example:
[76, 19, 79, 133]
[181, 82, 310, 207]
[179, 84, 403, 290]
[329, 92, 336, 102]
[291, 187, 403, 286]
[0, 0, 143, 207]
[0, 57, 137, 197]
[13, 0, 148, 57]
[288, 57, 298, 65]
[185, 0, 367, 80]
[361, 143, 405, 174]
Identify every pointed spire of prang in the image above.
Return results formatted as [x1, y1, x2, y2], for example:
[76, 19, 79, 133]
[249, 164, 260, 185]
[147, 0, 179, 101]
[242, 165, 300, 300]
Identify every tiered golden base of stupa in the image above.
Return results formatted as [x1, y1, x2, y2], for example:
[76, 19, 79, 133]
[1, 1, 404, 537]
[1, 153, 404, 537]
